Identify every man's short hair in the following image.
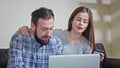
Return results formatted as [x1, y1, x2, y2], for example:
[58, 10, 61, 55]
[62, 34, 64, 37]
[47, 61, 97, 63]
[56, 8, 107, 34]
[31, 7, 54, 25]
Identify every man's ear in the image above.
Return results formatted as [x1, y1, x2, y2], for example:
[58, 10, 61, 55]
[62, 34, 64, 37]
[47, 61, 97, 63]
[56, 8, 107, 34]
[31, 22, 35, 31]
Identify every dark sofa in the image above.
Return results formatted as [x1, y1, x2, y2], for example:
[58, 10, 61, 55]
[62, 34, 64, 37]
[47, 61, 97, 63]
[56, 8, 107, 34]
[0, 43, 120, 68]
[96, 43, 120, 68]
[0, 49, 9, 68]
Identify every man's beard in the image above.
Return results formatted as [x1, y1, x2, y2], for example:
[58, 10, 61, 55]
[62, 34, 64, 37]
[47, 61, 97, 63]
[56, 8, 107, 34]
[34, 29, 50, 46]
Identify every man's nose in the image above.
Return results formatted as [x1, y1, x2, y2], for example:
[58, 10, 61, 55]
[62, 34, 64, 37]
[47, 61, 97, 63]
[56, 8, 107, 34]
[46, 30, 52, 36]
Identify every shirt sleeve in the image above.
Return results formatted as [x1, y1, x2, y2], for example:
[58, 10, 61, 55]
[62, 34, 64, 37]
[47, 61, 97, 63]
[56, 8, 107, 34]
[56, 37, 63, 55]
[7, 32, 24, 68]
[51, 34, 63, 55]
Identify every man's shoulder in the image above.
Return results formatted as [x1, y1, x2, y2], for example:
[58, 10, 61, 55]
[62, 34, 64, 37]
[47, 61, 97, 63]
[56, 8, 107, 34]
[10, 31, 35, 48]
[11, 31, 23, 38]
[50, 33, 61, 40]
[49, 34, 62, 44]
[49, 34, 62, 53]
[11, 31, 30, 42]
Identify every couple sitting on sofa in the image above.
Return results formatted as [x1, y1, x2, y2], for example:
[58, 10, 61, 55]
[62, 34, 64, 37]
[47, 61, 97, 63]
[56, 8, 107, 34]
[8, 6, 104, 68]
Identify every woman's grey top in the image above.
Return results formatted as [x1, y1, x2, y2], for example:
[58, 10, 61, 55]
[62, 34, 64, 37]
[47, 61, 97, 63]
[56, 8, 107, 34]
[53, 29, 92, 55]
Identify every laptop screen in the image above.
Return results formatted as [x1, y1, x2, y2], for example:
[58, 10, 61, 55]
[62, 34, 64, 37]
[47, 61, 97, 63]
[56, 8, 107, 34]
[49, 54, 100, 68]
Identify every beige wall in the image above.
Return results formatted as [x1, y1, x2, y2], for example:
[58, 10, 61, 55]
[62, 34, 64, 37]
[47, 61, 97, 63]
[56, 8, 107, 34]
[78, 0, 120, 58]
[110, 0, 120, 58]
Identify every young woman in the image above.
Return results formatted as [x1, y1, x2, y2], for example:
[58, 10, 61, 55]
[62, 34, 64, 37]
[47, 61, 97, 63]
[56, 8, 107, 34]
[18, 6, 104, 61]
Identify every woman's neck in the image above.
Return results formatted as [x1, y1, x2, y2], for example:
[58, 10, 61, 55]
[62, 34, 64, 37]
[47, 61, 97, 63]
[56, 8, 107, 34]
[67, 30, 83, 44]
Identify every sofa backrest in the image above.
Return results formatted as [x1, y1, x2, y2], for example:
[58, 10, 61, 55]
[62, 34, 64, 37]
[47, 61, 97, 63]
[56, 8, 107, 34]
[0, 49, 9, 68]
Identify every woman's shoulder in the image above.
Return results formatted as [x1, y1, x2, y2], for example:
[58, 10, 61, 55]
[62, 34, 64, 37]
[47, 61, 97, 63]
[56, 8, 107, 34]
[53, 29, 67, 38]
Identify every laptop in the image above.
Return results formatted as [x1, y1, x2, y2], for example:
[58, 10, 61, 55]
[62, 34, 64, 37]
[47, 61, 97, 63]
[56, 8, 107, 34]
[49, 54, 100, 68]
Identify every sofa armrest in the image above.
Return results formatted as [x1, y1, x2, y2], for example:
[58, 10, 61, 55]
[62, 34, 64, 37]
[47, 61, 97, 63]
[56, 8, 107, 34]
[95, 43, 120, 68]
[103, 58, 120, 68]
[95, 43, 107, 58]
[0, 49, 9, 68]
